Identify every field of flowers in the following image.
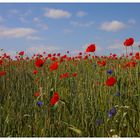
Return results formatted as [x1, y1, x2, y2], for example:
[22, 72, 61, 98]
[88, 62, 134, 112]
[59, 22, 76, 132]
[0, 38, 140, 137]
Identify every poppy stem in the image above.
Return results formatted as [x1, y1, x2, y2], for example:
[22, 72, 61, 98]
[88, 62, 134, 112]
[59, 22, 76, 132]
[126, 47, 128, 57]
[131, 45, 133, 55]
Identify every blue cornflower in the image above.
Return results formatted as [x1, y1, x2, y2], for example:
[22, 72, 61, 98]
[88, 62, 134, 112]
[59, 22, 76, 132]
[37, 101, 43, 107]
[108, 107, 116, 118]
[116, 91, 121, 97]
[96, 119, 103, 126]
[107, 70, 113, 75]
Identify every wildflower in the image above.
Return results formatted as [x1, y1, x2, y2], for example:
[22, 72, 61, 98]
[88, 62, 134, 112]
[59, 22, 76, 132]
[33, 70, 38, 75]
[108, 107, 116, 118]
[37, 101, 43, 107]
[107, 70, 113, 75]
[72, 72, 77, 77]
[60, 73, 69, 79]
[135, 52, 140, 59]
[125, 61, 137, 68]
[35, 59, 44, 67]
[0, 71, 6, 77]
[50, 92, 59, 106]
[97, 60, 106, 67]
[106, 76, 117, 86]
[50, 61, 59, 71]
[34, 92, 40, 97]
[124, 38, 134, 46]
[86, 44, 96, 52]
[19, 51, 24, 56]
[0, 60, 3, 65]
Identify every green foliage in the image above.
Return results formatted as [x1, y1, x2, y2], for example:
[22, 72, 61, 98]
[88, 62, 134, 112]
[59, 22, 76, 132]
[0, 58, 140, 137]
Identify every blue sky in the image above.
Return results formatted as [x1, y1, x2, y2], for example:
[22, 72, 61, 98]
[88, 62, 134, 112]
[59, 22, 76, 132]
[0, 3, 140, 56]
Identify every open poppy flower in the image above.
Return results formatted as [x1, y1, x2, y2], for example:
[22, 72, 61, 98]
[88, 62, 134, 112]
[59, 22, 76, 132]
[97, 60, 106, 66]
[124, 38, 134, 46]
[86, 44, 96, 52]
[50, 62, 59, 71]
[50, 92, 59, 106]
[0, 71, 6, 77]
[35, 59, 44, 67]
[106, 76, 117, 86]
[19, 51, 24, 56]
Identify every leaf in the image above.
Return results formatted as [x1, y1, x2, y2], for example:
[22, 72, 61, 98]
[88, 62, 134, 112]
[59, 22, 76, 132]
[51, 102, 59, 111]
[68, 126, 82, 136]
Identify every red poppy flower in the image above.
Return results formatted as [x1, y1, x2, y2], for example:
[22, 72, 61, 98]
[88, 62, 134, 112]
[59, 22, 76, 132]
[0, 71, 6, 77]
[34, 92, 40, 97]
[106, 77, 117, 86]
[50, 62, 59, 71]
[125, 61, 137, 68]
[124, 38, 134, 46]
[135, 52, 140, 60]
[86, 44, 96, 52]
[0, 60, 3, 65]
[33, 70, 38, 75]
[72, 72, 78, 77]
[35, 59, 44, 67]
[50, 92, 59, 106]
[97, 60, 106, 66]
[48, 54, 52, 57]
[60, 73, 69, 79]
[19, 51, 24, 56]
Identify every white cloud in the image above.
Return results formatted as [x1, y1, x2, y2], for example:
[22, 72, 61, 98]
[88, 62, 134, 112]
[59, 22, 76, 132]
[71, 21, 94, 27]
[26, 35, 42, 40]
[76, 11, 87, 17]
[44, 8, 71, 19]
[100, 20, 126, 32]
[27, 45, 62, 54]
[0, 26, 37, 38]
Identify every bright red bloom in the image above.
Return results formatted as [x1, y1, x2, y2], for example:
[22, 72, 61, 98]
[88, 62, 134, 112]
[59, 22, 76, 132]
[97, 60, 106, 66]
[50, 92, 59, 106]
[35, 59, 44, 67]
[135, 52, 140, 60]
[60, 73, 69, 79]
[19, 51, 24, 56]
[72, 72, 78, 77]
[57, 53, 60, 57]
[34, 92, 40, 97]
[124, 38, 134, 46]
[48, 54, 52, 57]
[125, 61, 137, 68]
[0, 60, 3, 65]
[106, 77, 117, 86]
[86, 44, 96, 52]
[50, 62, 59, 71]
[0, 71, 6, 77]
[33, 70, 38, 75]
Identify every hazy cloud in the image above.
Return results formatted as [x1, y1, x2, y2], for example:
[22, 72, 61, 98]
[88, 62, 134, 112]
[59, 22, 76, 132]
[76, 11, 87, 17]
[44, 8, 71, 19]
[71, 21, 94, 27]
[100, 20, 126, 32]
[0, 27, 37, 38]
